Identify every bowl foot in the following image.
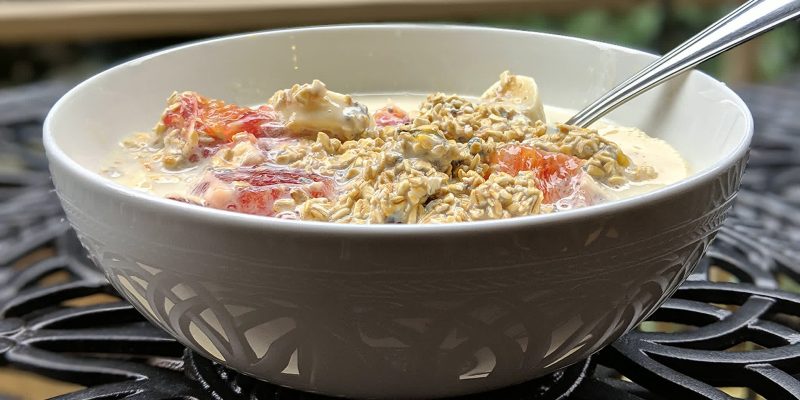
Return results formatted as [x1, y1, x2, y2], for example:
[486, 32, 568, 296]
[183, 350, 594, 400]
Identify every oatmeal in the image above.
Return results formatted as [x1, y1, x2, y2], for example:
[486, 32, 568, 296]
[103, 72, 689, 224]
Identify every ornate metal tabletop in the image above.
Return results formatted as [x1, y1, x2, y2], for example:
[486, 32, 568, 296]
[0, 74, 799, 400]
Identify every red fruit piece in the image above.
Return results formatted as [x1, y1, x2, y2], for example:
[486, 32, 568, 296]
[490, 144, 586, 204]
[373, 105, 410, 127]
[193, 166, 334, 217]
[234, 187, 287, 216]
[490, 145, 540, 176]
[162, 92, 282, 141]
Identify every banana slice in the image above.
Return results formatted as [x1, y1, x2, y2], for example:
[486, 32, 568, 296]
[481, 71, 546, 124]
[270, 80, 370, 141]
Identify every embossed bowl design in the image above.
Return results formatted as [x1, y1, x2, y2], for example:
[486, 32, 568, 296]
[43, 25, 752, 399]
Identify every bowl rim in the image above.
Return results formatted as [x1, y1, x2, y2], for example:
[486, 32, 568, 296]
[43, 23, 754, 236]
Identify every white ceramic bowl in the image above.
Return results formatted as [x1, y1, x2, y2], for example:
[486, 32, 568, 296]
[44, 25, 752, 399]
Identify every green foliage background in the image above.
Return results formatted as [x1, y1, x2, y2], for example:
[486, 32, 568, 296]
[479, 2, 800, 81]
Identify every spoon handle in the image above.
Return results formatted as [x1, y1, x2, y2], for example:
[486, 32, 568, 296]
[566, 0, 800, 128]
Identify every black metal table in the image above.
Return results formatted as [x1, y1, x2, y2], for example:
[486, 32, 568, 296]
[1, 75, 799, 400]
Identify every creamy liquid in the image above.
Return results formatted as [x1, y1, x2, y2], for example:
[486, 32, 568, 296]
[101, 132, 198, 197]
[104, 93, 689, 204]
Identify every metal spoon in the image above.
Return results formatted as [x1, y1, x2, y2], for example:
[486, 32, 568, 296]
[567, 0, 800, 128]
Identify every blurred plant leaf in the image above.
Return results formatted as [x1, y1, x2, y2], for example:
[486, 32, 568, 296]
[564, 9, 614, 41]
[758, 25, 800, 81]
[475, 1, 798, 83]
[616, 4, 663, 48]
